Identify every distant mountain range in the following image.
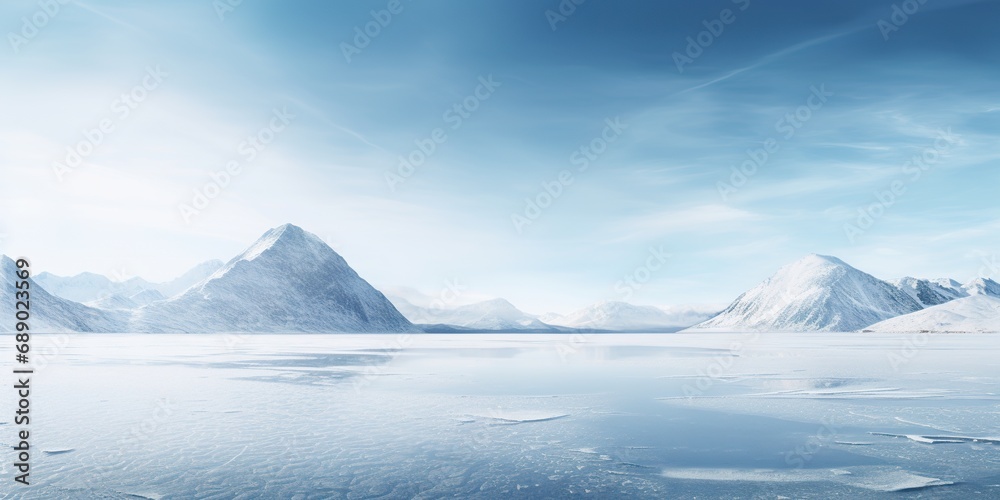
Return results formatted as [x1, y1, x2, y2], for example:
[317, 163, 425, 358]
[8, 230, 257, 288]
[383, 294, 716, 333]
[4, 225, 412, 333]
[386, 296, 567, 332]
[34, 259, 223, 304]
[1, 255, 125, 333]
[540, 302, 719, 333]
[2, 227, 998, 333]
[683, 254, 999, 333]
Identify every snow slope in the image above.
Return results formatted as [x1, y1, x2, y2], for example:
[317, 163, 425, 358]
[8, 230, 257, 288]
[130, 224, 414, 333]
[864, 295, 1000, 333]
[155, 259, 224, 297]
[686, 254, 923, 332]
[543, 301, 717, 332]
[0, 256, 126, 333]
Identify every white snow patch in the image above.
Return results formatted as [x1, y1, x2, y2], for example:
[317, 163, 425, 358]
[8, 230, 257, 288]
[661, 466, 953, 492]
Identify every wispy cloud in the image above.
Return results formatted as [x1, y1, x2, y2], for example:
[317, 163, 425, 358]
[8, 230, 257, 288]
[72, 1, 146, 34]
[677, 28, 861, 94]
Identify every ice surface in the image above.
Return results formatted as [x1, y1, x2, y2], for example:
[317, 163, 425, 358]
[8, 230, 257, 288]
[1, 332, 998, 498]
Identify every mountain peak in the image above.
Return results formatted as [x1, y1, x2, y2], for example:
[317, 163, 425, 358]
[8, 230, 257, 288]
[477, 297, 518, 309]
[690, 254, 922, 332]
[791, 253, 848, 268]
[233, 224, 330, 265]
[261, 223, 315, 245]
[272, 223, 307, 236]
[133, 223, 412, 333]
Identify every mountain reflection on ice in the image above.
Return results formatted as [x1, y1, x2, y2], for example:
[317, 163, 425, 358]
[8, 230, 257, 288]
[2, 333, 998, 498]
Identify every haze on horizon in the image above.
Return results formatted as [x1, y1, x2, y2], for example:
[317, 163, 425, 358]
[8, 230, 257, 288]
[1, 0, 998, 314]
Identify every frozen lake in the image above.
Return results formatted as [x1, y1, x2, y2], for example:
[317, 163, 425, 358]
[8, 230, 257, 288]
[2, 332, 999, 498]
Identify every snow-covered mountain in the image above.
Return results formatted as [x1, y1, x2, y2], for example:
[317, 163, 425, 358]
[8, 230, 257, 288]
[388, 295, 559, 331]
[36, 259, 224, 304]
[963, 277, 1000, 297]
[12, 235, 999, 335]
[34, 271, 152, 303]
[686, 254, 923, 332]
[0, 255, 126, 333]
[130, 224, 414, 333]
[864, 295, 1000, 333]
[889, 277, 967, 308]
[886, 276, 999, 311]
[543, 301, 717, 332]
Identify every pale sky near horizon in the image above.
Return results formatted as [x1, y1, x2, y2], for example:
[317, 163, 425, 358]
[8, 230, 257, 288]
[1, 0, 999, 314]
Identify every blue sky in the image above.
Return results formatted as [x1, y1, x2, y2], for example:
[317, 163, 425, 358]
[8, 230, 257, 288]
[1, 0, 999, 313]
